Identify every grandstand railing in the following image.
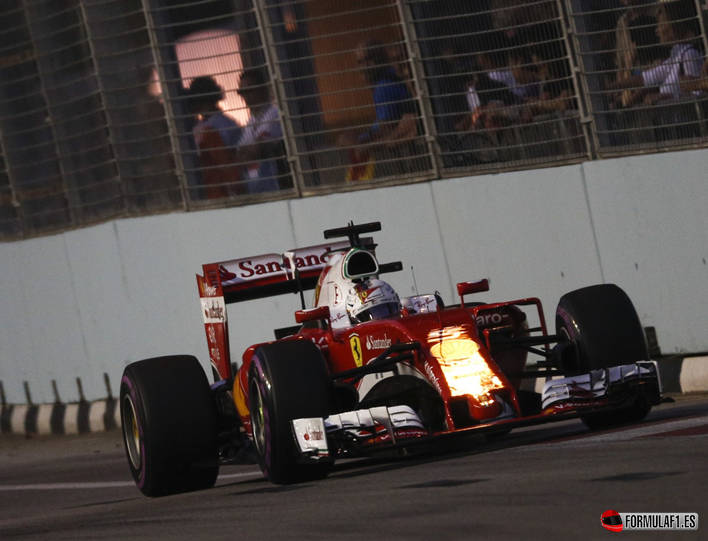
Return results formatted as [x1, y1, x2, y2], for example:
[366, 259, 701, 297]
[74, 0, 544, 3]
[1, 0, 707, 239]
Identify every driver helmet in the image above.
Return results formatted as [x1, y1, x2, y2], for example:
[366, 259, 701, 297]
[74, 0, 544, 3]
[346, 278, 401, 324]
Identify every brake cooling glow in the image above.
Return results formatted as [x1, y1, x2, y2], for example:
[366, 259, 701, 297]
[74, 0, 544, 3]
[428, 336, 504, 400]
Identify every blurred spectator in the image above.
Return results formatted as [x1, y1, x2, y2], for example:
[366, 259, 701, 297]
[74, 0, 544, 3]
[571, 1, 625, 84]
[235, 67, 286, 193]
[188, 76, 243, 199]
[612, 14, 668, 108]
[615, 1, 662, 83]
[475, 33, 524, 98]
[436, 40, 478, 134]
[508, 47, 542, 100]
[520, 41, 576, 122]
[490, 0, 558, 41]
[458, 75, 519, 133]
[458, 31, 542, 132]
[386, 42, 414, 89]
[607, 1, 703, 105]
[339, 39, 418, 181]
[681, 58, 708, 92]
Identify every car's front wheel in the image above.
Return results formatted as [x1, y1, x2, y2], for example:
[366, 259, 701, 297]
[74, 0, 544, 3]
[249, 340, 334, 484]
[120, 355, 219, 497]
[555, 284, 653, 430]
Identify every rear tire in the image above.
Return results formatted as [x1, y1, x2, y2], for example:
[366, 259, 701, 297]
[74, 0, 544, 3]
[120, 355, 219, 497]
[249, 340, 334, 484]
[555, 284, 652, 429]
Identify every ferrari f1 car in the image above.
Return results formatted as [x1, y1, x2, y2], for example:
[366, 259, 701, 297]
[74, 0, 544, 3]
[120, 222, 664, 497]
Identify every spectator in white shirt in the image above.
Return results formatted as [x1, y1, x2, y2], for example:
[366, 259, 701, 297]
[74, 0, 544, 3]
[607, 1, 703, 105]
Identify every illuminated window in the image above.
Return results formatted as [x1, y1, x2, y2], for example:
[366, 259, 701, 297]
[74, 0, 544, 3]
[176, 28, 249, 126]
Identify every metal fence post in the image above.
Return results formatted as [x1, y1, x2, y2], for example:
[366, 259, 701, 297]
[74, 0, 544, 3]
[140, 0, 190, 211]
[558, 0, 598, 161]
[694, 0, 708, 61]
[395, 0, 442, 179]
[252, 0, 305, 198]
[18, 1, 75, 230]
[77, 1, 128, 214]
[0, 132, 21, 238]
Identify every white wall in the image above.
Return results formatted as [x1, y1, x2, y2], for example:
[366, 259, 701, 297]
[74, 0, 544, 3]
[583, 151, 708, 354]
[1, 149, 706, 404]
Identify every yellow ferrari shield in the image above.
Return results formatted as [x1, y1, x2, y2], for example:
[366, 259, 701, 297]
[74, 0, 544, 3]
[349, 334, 363, 367]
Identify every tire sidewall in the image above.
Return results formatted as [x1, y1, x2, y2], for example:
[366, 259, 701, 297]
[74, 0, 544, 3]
[249, 354, 276, 479]
[247, 341, 333, 484]
[120, 373, 150, 492]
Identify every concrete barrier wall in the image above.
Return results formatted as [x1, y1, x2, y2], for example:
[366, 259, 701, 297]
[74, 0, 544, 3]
[1, 150, 706, 404]
[583, 154, 708, 354]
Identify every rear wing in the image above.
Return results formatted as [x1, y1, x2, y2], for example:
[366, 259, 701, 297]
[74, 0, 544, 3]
[196, 241, 349, 381]
[198, 240, 351, 305]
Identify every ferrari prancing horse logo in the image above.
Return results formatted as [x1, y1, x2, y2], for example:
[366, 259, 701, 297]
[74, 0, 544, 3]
[350, 334, 363, 367]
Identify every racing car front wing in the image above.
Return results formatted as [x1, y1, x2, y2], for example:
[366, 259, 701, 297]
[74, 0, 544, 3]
[541, 361, 661, 413]
[289, 361, 662, 460]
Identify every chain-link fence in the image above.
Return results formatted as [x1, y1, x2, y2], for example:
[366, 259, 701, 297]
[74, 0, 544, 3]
[1, 0, 707, 239]
[568, 0, 708, 154]
[263, 0, 434, 191]
[0, 0, 184, 238]
[410, 0, 589, 174]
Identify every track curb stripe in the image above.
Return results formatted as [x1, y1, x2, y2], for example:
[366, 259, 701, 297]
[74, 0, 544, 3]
[0, 405, 13, 434]
[24, 406, 38, 435]
[51, 403, 67, 435]
[11, 405, 28, 434]
[36, 405, 53, 435]
[0, 400, 122, 436]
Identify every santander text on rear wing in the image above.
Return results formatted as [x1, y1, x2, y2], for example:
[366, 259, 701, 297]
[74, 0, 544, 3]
[198, 240, 351, 305]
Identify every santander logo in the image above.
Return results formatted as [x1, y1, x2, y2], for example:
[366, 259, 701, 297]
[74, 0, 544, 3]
[366, 334, 392, 350]
[220, 242, 350, 284]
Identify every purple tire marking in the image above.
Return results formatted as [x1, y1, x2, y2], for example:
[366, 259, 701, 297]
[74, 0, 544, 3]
[556, 306, 577, 340]
[251, 355, 272, 479]
[121, 375, 147, 490]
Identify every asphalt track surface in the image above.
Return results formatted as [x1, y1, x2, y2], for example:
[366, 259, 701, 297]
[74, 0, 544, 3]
[0, 394, 706, 541]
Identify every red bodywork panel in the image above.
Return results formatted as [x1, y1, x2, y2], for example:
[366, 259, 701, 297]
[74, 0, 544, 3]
[197, 238, 539, 442]
[232, 304, 532, 437]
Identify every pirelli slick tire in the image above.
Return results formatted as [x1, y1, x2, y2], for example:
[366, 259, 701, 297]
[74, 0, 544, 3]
[120, 356, 219, 497]
[249, 340, 334, 485]
[555, 284, 652, 429]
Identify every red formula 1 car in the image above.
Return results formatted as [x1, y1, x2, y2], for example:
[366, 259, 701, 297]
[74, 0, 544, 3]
[120, 222, 664, 497]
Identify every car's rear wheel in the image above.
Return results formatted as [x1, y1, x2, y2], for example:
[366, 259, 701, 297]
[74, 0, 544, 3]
[120, 355, 219, 497]
[249, 340, 334, 484]
[555, 284, 653, 429]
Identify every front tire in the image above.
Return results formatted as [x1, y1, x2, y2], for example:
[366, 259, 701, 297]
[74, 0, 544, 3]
[555, 284, 653, 429]
[249, 340, 334, 484]
[120, 355, 219, 497]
